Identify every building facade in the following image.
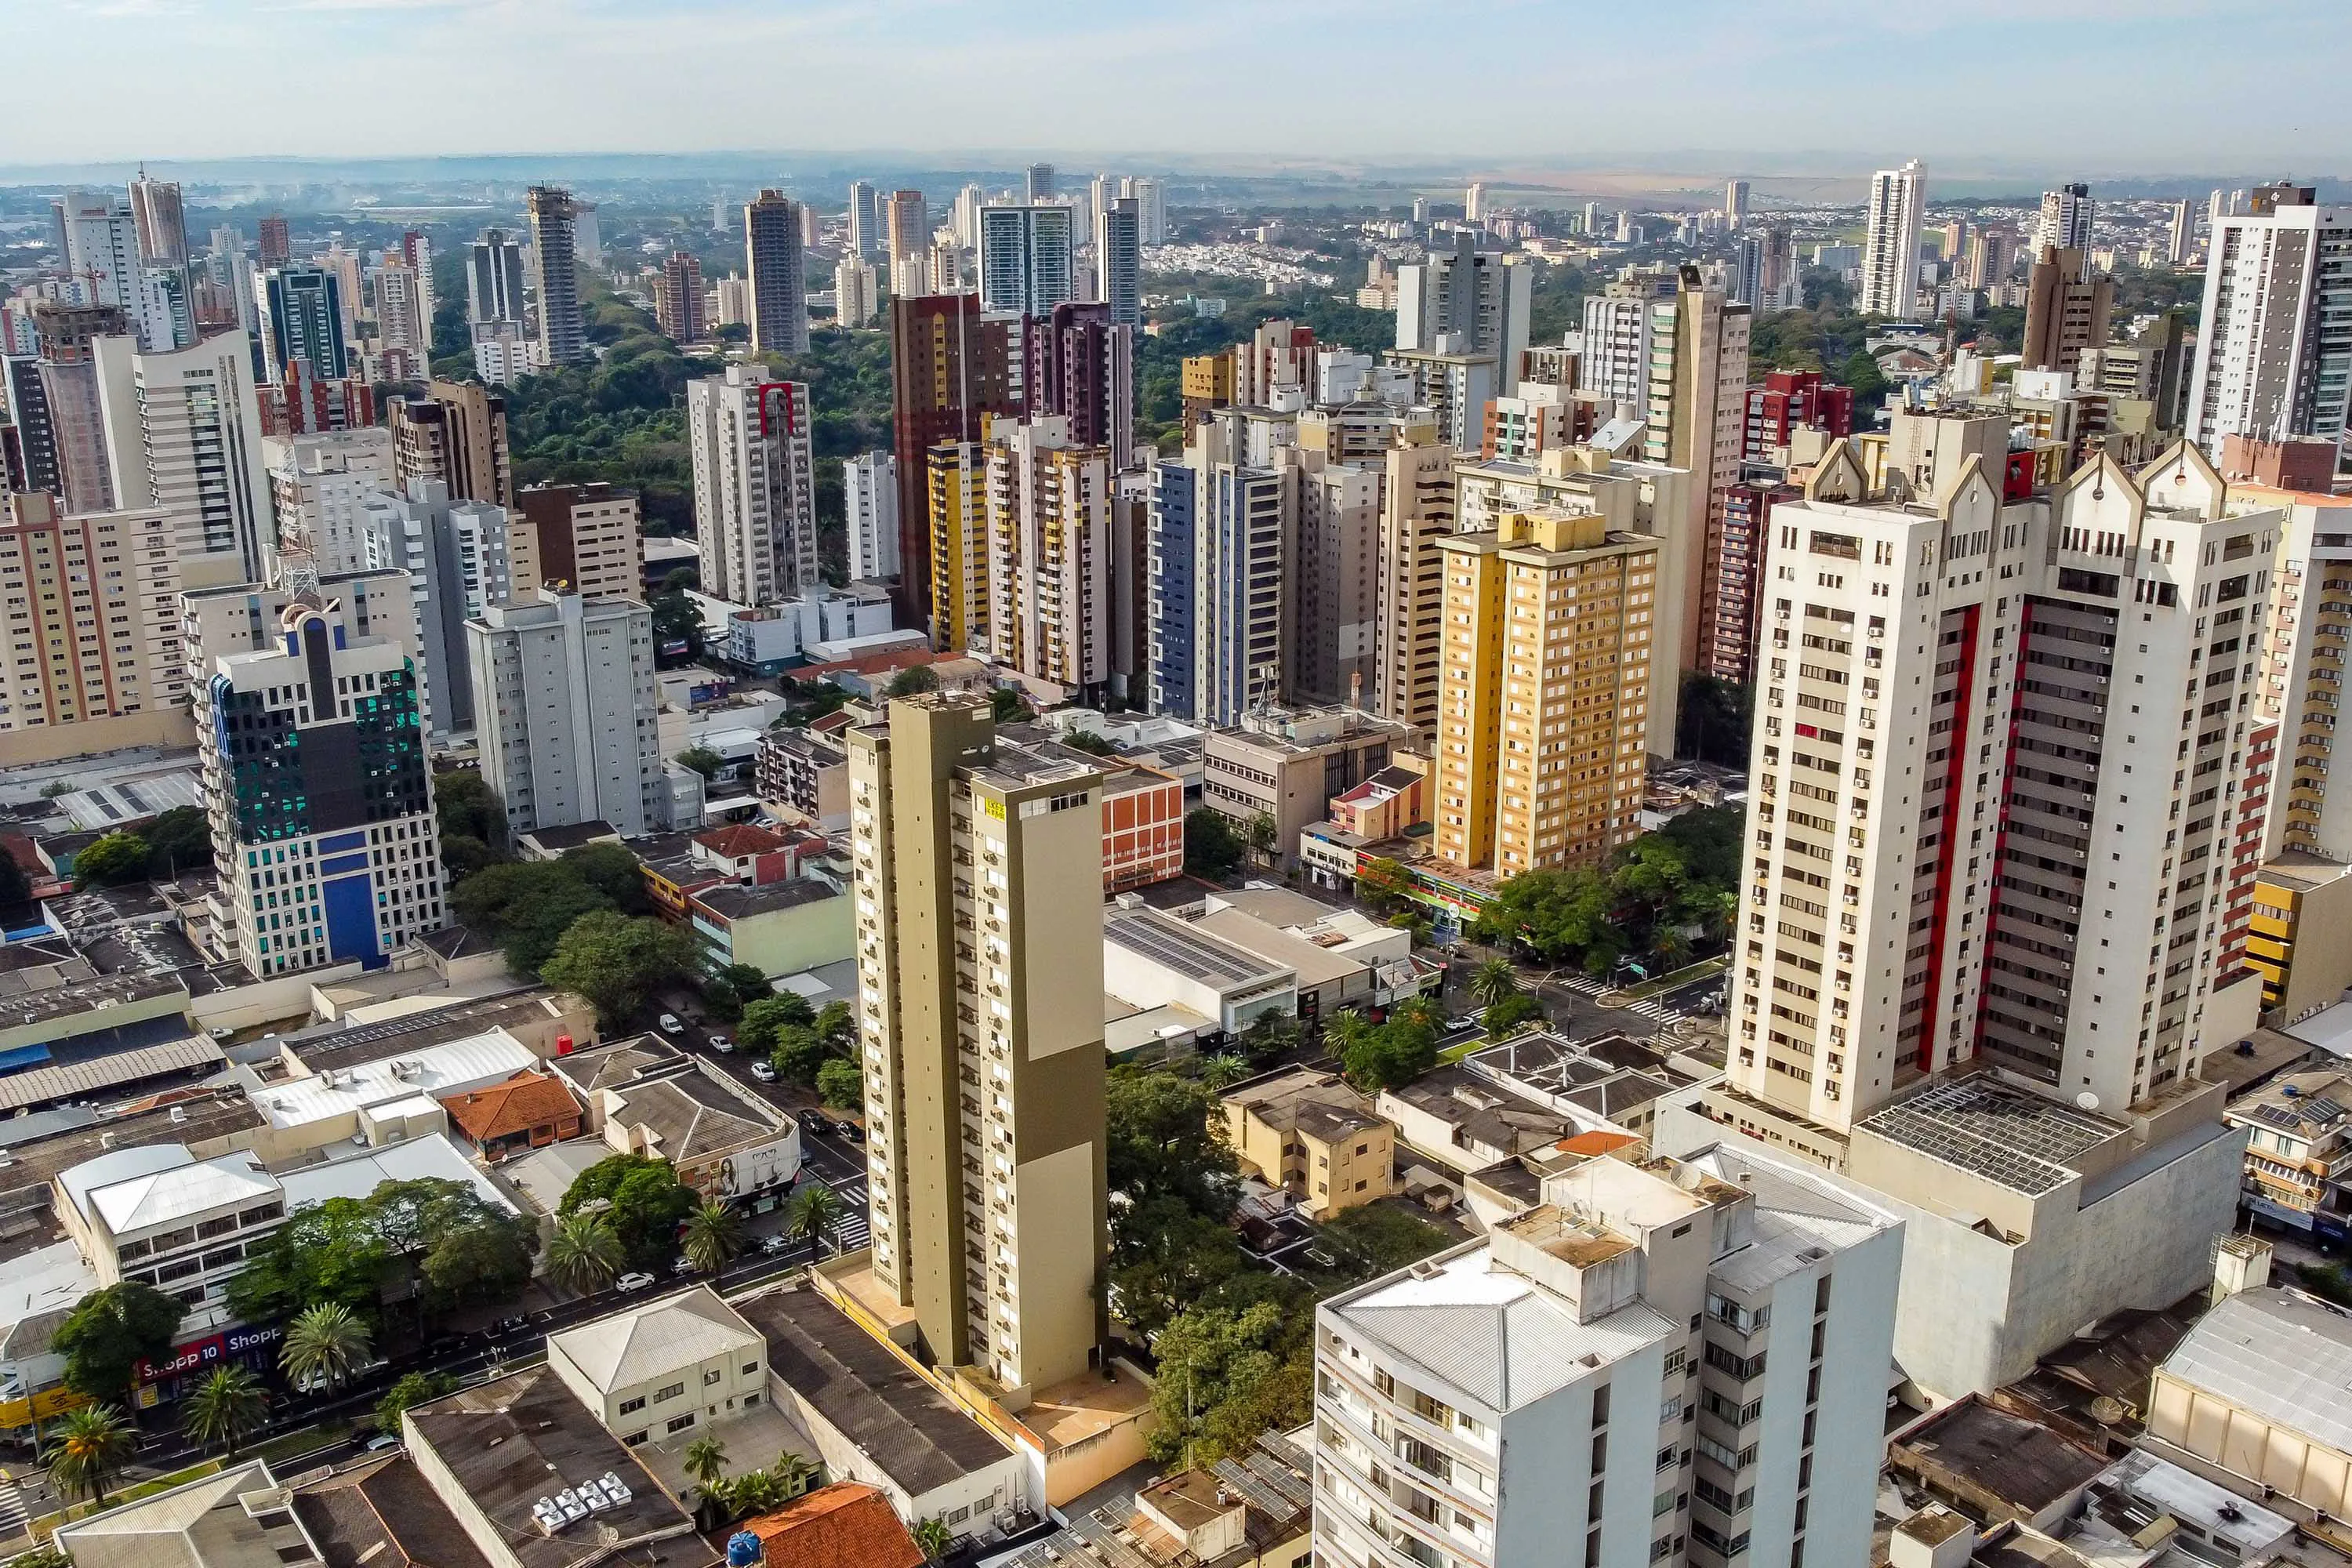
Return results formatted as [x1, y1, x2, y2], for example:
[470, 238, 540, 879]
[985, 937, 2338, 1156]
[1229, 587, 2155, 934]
[688, 365, 819, 606]
[1859, 159, 1926, 318]
[846, 450, 900, 581]
[515, 481, 641, 603]
[745, 190, 810, 356]
[0, 494, 184, 750]
[2186, 183, 2352, 469]
[525, 185, 588, 365]
[470, 589, 664, 840]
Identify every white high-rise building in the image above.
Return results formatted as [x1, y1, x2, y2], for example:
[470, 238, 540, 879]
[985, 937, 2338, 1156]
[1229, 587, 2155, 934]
[687, 364, 818, 606]
[2185, 183, 2352, 467]
[1313, 1143, 1902, 1568]
[1858, 158, 1926, 318]
[470, 589, 664, 840]
[467, 227, 527, 326]
[978, 205, 1076, 317]
[1094, 198, 1141, 328]
[951, 182, 985, 250]
[1464, 180, 1487, 222]
[847, 180, 880, 259]
[2034, 183, 2096, 256]
[1123, 176, 1167, 245]
[1395, 231, 1533, 393]
[93, 330, 273, 587]
[1726, 178, 1751, 224]
[1581, 285, 1671, 407]
[266, 427, 397, 577]
[375, 261, 427, 361]
[833, 254, 878, 328]
[358, 480, 519, 738]
[845, 451, 899, 581]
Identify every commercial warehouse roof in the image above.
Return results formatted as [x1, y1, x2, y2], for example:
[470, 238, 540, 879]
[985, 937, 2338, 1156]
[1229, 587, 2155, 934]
[1105, 907, 1290, 990]
[0, 1033, 223, 1113]
[2158, 1287, 2352, 1457]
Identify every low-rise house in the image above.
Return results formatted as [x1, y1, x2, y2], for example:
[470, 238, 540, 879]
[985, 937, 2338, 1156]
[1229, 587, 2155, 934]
[598, 1058, 800, 1207]
[1220, 1066, 1393, 1218]
[741, 1483, 924, 1568]
[2223, 1066, 2352, 1243]
[1461, 1030, 1721, 1142]
[689, 878, 854, 978]
[1375, 1062, 1579, 1174]
[547, 1284, 770, 1446]
[1886, 1395, 2111, 1531]
[440, 1069, 585, 1163]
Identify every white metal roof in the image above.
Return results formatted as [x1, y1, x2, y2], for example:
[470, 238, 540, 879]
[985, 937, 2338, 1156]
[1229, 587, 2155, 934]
[279, 1132, 515, 1214]
[83, 1149, 276, 1236]
[252, 1028, 535, 1129]
[2160, 1287, 2352, 1456]
[550, 1285, 761, 1393]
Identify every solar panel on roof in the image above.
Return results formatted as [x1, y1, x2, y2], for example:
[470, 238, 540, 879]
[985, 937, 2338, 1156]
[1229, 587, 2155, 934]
[1069, 1513, 1160, 1568]
[1213, 1457, 1301, 1523]
[1243, 1450, 1314, 1510]
[1255, 1431, 1311, 1471]
[2307, 1097, 2347, 1122]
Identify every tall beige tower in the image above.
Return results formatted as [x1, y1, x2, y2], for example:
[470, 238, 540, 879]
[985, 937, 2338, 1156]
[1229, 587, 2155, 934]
[848, 695, 1109, 1396]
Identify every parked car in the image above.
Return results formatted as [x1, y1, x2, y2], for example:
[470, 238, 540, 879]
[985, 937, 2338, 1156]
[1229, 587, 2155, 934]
[797, 1109, 832, 1136]
[615, 1272, 655, 1292]
[364, 1433, 401, 1454]
[761, 1234, 791, 1255]
[706, 1034, 734, 1054]
[833, 1118, 866, 1144]
[671, 1255, 696, 1275]
[657, 1013, 684, 1035]
[750, 1060, 776, 1082]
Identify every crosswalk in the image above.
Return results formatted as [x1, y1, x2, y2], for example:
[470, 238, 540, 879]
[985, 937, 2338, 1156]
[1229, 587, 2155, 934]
[1550, 971, 1690, 1031]
[0, 1472, 32, 1541]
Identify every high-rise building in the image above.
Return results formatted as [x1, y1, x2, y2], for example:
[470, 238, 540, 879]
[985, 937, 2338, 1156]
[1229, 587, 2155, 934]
[469, 588, 664, 840]
[1463, 180, 1487, 222]
[1314, 1142, 1900, 1568]
[1179, 350, 1234, 433]
[467, 227, 528, 326]
[1741, 369, 1853, 465]
[846, 692, 1109, 1394]
[1429, 508, 1656, 877]
[358, 479, 520, 737]
[744, 190, 809, 355]
[888, 292, 1019, 625]
[374, 260, 428, 362]
[572, 201, 601, 263]
[1123, 176, 1167, 245]
[1726, 176, 1751, 224]
[1962, 223, 2019, 292]
[93, 330, 273, 587]
[257, 266, 349, 383]
[833, 254, 878, 328]
[2187, 183, 2352, 466]
[844, 451, 899, 581]
[1643, 267, 1751, 684]
[884, 190, 929, 274]
[200, 597, 443, 979]
[266, 427, 397, 577]
[2020, 245, 2114, 377]
[1724, 434, 2278, 1134]
[1287, 452, 1383, 708]
[978, 205, 1076, 317]
[1858, 158, 1926, 318]
[390, 380, 515, 509]
[1024, 299, 1136, 461]
[2034, 182, 2096, 256]
[1394, 232, 1532, 393]
[525, 186, 588, 365]
[5, 301, 126, 514]
[256, 214, 289, 267]
[0, 494, 186, 757]
[687, 364, 818, 606]
[515, 481, 641, 603]
[927, 439, 988, 652]
[2168, 199, 2196, 267]
[1145, 411, 1287, 724]
[1024, 163, 1055, 202]
[180, 568, 418, 702]
[1094, 198, 1141, 328]
[401, 230, 437, 349]
[56, 189, 141, 310]
[1373, 435, 1457, 727]
[982, 416, 1117, 695]
[1579, 272, 1677, 406]
[655, 249, 705, 343]
[128, 172, 187, 267]
[846, 180, 880, 259]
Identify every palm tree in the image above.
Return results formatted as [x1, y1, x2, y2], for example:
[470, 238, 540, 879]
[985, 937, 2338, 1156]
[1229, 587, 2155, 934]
[1244, 811, 1279, 868]
[912, 1518, 954, 1563]
[774, 1450, 818, 1497]
[1469, 957, 1520, 1010]
[724, 1468, 784, 1515]
[546, 1213, 624, 1297]
[48, 1403, 134, 1511]
[282, 1302, 372, 1396]
[1392, 995, 1440, 1032]
[1196, 1053, 1249, 1091]
[682, 1435, 729, 1502]
[788, 1183, 843, 1260]
[183, 1365, 267, 1457]
[682, 1200, 744, 1280]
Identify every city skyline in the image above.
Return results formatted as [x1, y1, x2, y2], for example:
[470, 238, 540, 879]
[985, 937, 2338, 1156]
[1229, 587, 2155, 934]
[14, 0, 2350, 170]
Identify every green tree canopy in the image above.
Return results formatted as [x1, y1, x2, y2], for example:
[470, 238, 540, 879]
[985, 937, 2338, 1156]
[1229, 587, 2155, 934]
[989, 687, 1034, 724]
[1058, 728, 1118, 757]
[673, 746, 724, 780]
[449, 858, 619, 978]
[738, 990, 817, 1056]
[539, 910, 702, 1029]
[560, 1153, 698, 1272]
[1106, 1069, 1238, 1217]
[433, 769, 507, 844]
[1337, 1014, 1438, 1092]
[1317, 1204, 1451, 1276]
[1183, 808, 1243, 881]
[885, 664, 939, 698]
[74, 831, 151, 889]
[0, 848, 31, 916]
[374, 1370, 456, 1434]
[1145, 1295, 1314, 1467]
[56, 1282, 183, 1404]
[563, 842, 652, 913]
[815, 1058, 863, 1111]
[1109, 1196, 1246, 1337]
[143, 806, 213, 878]
[182, 1365, 267, 1457]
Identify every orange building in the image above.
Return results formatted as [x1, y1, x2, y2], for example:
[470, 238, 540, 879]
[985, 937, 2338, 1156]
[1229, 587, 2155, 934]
[743, 1484, 924, 1568]
[439, 1070, 584, 1162]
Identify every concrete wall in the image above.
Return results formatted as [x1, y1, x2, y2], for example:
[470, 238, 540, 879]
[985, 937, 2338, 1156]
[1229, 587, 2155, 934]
[2147, 1374, 2352, 1519]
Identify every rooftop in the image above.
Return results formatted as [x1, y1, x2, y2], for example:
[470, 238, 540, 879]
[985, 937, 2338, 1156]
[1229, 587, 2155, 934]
[441, 1070, 583, 1142]
[548, 1035, 687, 1099]
[405, 1365, 716, 1568]
[1105, 906, 1291, 991]
[292, 991, 588, 1073]
[520, 820, 620, 853]
[252, 1027, 538, 1130]
[2226, 1068, 2352, 1140]
[62, 1144, 276, 1235]
[691, 879, 844, 920]
[733, 1285, 1014, 1496]
[1223, 1066, 1385, 1142]
[605, 1068, 782, 1160]
[1855, 1074, 2120, 1197]
[1380, 1063, 1577, 1154]
[54, 1458, 321, 1568]
[0, 1092, 263, 1215]
[694, 822, 788, 859]
[550, 1285, 764, 1395]
[1890, 1396, 2110, 1517]
[2158, 1286, 2352, 1456]
[289, 1454, 496, 1568]
[278, 1133, 513, 1214]
[742, 1484, 923, 1568]
[0, 1033, 224, 1113]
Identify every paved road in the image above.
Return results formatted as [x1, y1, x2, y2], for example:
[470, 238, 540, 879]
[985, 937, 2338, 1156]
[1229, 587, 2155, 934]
[1432, 949, 1725, 1045]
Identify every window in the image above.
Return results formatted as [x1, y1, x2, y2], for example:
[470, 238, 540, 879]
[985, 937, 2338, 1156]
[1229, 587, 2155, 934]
[666, 1413, 696, 1433]
[742, 1362, 760, 1376]
[655, 1381, 686, 1403]
[622, 1431, 648, 1446]
[704, 1369, 723, 1386]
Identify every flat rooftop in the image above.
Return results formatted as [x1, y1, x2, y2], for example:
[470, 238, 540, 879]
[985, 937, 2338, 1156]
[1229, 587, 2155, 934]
[1890, 1397, 2107, 1517]
[691, 878, 844, 920]
[1105, 907, 1290, 990]
[292, 990, 579, 1072]
[733, 1284, 1013, 1496]
[2161, 1287, 2352, 1457]
[1855, 1075, 2119, 1197]
[290, 1453, 495, 1568]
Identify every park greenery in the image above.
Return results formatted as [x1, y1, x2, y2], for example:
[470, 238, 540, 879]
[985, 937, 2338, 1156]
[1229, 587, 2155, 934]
[447, 843, 659, 976]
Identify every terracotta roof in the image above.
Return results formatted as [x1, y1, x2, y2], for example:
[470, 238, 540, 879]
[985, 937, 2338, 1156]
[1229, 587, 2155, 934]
[746, 1484, 924, 1568]
[1558, 1131, 1642, 1156]
[441, 1070, 582, 1142]
[695, 823, 788, 858]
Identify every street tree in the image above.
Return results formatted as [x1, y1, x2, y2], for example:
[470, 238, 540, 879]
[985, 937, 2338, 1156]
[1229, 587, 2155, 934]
[815, 1058, 862, 1111]
[55, 1281, 183, 1406]
[1468, 957, 1519, 1009]
[182, 1365, 268, 1457]
[681, 1200, 744, 1279]
[788, 1183, 843, 1258]
[282, 1302, 372, 1393]
[735, 992, 817, 1056]
[374, 1371, 456, 1434]
[539, 910, 702, 1029]
[561, 1154, 698, 1272]
[546, 1213, 625, 1295]
[48, 1403, 135, 1509]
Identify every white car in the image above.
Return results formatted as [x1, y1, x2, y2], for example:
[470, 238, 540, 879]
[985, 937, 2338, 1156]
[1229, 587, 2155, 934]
[707, 1034, 735, 1054]
[671, 1255, 696, 1275]
[615, 1271, 655, 1292]
[749, 1060, 776, 1082]
[657, 1014, 683, 1035]
[761, 1234, 790, 1254]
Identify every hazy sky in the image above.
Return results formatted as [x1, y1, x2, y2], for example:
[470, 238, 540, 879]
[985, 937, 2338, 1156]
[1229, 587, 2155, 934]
[11, 0, 2347, 174]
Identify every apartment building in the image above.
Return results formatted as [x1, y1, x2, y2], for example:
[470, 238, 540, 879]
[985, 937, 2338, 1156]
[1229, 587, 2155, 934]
[199, 598, 444, 978]
[2019, 247, 2114, 379]
[745, 190, 809, 356]
[525, 185, 587, 365]
[1743, 372, 1853, 466]
[388, 379, 515, 509]
[1146, 412, 1288, 725]
[93, 330, 273, 589]
[1373, 437, 1457, 728]
[1394, 233, 1532, 394]
[1313, 1144, 1900, 1568]
[1644, 270, 1751, 688]
[265, 427, 394, 577]
[655, 249, 704, 343]
[984, 416, 1116, 695]
[1430, 510, 1658, 878]
[2187, 183, 2352, 466]
[1202, 706, 1420, 870]
[846, 695, 1109, 1397]
[978, 205, 1076, 318]
[180, 570, 419, 721]
[887, 293, 1019, 624]
[1287, 454, 1383, 709]
[687, 365, 818, 606]
[847, 451, 900, 581]
[928, 439, 989, 654]
[0, 494, 187, 760]
[358, 480, 519, 738]
[470, 589, 664, 840]
[1860, 160, 1927, 318]
[1720, 436, 2283, 1154]
[516, 481, 641, 602]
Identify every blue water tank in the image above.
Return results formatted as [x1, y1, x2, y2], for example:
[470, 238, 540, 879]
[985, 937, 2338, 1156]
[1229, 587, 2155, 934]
[727, 1531, 763, 1568]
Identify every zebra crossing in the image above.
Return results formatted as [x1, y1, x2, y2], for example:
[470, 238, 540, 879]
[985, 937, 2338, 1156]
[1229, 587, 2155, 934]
[1549, 971, 1691, 1031]
[0, 1472, 32, 1542]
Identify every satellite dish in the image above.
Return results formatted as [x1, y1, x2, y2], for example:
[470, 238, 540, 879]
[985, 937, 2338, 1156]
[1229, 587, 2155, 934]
[2089, 1396, 2127, 1425]
[2075, 1091, 2100, 1112]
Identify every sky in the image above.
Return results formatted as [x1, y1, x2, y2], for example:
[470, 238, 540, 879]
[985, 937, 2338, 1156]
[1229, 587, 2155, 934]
[6, 0, 2348, 177]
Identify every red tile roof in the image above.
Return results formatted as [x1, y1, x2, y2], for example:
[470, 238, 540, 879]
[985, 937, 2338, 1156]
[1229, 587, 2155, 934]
[745, 1484, 924, 1568]
[1558, 1131, 1642, 1157]
[695, 823, 789, 859]
[440, 1071, 582, 1142]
